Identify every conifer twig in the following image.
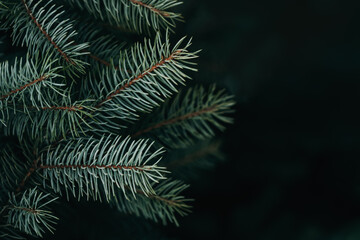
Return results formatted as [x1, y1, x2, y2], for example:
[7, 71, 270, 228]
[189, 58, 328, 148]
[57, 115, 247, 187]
[0, 75, 48, 100]
[21, 0, 74, 64]
[130, 0, 171, 17]
[132, 105, 218, 137]
[97, 50, 182, 107]
[39, 164, 146, 171]
[40, 106, 84, 111]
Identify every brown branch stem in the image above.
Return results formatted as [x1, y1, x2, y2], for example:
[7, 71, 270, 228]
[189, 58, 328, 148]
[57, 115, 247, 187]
[130, 0, 171, 17]
[0, 75, 48, 100]
[21, 0, 74, 64]
[41, 106, 84, 111]
[15, 207, 39, 214]
[134, 188, 184, 208]
[132, 105, 218, 138]
[40, 164, 146, 171]
[96, 50, 182, 108]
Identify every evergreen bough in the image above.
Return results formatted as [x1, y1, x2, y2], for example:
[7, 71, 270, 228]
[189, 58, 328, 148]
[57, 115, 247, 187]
[0, 0, 235, 238]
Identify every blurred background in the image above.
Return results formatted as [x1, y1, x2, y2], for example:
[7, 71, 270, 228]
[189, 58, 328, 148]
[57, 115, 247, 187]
[163, 0, 360, 239]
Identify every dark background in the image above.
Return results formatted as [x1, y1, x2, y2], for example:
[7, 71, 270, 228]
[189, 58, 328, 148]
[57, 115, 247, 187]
[165, 0, 360, 239]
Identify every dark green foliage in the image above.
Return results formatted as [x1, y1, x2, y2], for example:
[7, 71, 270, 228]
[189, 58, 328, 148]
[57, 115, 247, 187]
[132, 85, 235, 148]
[0, 0, 234, 238]
[41, 135, 166, 201]
[63, 0, 182, 34]
[7, 188, 58, 237]
[0, 0, 89, 75]
[112, 179, 191, 226]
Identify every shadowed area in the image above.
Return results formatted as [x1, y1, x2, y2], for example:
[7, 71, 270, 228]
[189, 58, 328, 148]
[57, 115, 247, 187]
[161, 0, 360, 239]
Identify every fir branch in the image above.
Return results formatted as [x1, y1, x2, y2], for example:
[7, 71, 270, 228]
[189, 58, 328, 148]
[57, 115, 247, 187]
[112, 179, 191, 226]
[2, 0, 89, 75]
[132, 105, 218, 138]
[87, 31, 199, 133]
[132, 85, 235, 148]
[0, 54, 65, 124]
[62, 0, 182, 33]
[129, 0, 172, 17]
[0, 75, 49, 101]
[39, 164, 146, 171]
[3, 98, 96, 143]
[40, 135, 167, 201]
[6, 188, 58, 237]
[20, 0, 73, 64]
[40, 105, 84, 111]
[97, 49, 182, 107]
